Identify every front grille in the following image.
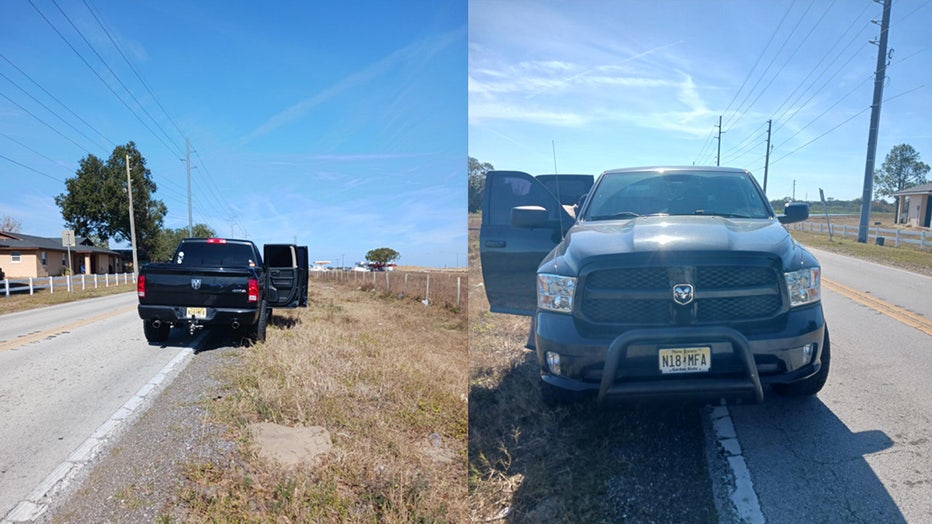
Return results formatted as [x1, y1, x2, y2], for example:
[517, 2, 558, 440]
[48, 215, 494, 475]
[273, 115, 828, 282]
[579, 262, 783, 326]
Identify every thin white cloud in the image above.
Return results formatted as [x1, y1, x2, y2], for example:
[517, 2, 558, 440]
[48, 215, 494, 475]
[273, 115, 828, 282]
[241, 29, 463, 143]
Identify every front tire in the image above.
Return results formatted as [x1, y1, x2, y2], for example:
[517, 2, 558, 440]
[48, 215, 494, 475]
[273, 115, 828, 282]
[143, 320, 170, 343]
[772, 327, 830, 397]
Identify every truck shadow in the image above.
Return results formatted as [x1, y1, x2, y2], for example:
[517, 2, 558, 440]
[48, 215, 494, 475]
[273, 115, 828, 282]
[727, 392, 904, 523]
[469, 351, 904, 523]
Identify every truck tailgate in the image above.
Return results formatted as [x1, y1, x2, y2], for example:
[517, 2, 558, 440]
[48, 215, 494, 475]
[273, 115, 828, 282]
[141, 265, 256, 308]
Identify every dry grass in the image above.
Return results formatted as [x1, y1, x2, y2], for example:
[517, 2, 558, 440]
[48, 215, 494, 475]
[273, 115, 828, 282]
[0, 278, 135, 315]
[175, 274, 468, 522]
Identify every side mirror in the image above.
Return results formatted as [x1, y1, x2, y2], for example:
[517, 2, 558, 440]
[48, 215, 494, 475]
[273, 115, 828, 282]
[778, 201, 809, 224]
[511, 205, 553, 228]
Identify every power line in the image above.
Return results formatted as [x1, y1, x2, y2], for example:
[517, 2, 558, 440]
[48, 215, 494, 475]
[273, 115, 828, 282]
[0, 53, 115, 149]
[47, 0, 183, 158]
[0, 153, 65, 183]
[0, 90, 92, 154]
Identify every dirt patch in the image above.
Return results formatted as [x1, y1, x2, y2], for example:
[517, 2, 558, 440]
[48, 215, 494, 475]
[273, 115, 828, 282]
[248, 422, 332, 468]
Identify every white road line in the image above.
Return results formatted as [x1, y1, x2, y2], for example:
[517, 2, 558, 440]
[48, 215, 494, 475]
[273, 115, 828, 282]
[707, 405, 765, 524]
[2, 346, 195, 524]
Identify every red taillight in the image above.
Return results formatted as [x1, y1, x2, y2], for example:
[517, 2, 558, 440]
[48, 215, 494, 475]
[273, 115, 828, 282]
[247, 277, 259, 303]
[137, 275, 146, 298]
[206, 238, 227, 244]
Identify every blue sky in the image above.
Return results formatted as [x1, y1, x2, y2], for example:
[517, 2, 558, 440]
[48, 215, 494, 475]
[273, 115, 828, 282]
[1, 0, 466, 268]
[469, 0, 932, 203]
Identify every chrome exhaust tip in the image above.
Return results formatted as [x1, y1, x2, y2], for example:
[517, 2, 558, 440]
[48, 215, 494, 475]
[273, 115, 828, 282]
[232, 320, 240, 330]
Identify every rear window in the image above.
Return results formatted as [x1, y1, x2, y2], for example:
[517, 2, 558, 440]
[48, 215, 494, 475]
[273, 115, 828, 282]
[173, 242, 259, 267]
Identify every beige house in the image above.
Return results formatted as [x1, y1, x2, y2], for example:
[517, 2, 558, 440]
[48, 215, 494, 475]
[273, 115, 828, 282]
[892, 183, 932, 229]
[0, 231, 124, 279]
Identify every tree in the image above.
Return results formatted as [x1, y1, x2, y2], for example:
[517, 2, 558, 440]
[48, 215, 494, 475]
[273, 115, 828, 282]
[874, 144, 930, 200]
[149, 224, 217, 262]
[468, 156, 494, 213]
[1, 215, 22, 233]
[55, 142, 167, 259]
[365, 247, 400, 269]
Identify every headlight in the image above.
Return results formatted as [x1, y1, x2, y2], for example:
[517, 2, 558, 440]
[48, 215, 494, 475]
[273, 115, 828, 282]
[785, 267, 820, 307]
[538, 274, 576, 313]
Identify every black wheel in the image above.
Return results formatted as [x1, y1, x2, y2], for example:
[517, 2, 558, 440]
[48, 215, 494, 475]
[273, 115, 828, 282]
[143, 320, 169, 343]
[773, 327, 830, 397]
[251, 300, 269, 343]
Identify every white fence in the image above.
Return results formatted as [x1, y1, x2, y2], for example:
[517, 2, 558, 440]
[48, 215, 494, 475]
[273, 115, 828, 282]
[2, 273, 136, 298]
[791, 221, 931, 249]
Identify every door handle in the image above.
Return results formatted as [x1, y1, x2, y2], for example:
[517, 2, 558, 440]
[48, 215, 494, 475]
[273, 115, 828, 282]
[485, 240, 506, 248]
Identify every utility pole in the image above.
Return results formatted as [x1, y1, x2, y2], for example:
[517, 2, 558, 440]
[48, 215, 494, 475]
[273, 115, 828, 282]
[763, 119, 773, 195]
[126, 154, 139, 276]
[186, 137, 193, 237]
[858, 0, 892, 243]
[715, 116, 723, 166]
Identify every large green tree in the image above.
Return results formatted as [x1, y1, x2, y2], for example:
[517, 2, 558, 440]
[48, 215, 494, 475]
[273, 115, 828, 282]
[874, 144, 930, 199]
[468, 156, 494, 213]
[150, 224, 217, 262]
[366, 247, 400, 267]
[55, 142, 167, 259]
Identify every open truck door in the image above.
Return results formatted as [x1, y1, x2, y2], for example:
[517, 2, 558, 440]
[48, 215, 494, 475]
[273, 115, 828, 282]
[479, 170, 592, 316]
[264, 244, 309, 308]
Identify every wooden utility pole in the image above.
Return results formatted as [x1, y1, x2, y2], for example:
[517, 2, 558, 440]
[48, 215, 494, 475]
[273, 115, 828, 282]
[716, 116, 723, 166]
[126, 154, 139, 276]
[186, 137, 193, 237]
[858, 0, 892, 243]
[763, 119, 772, 195]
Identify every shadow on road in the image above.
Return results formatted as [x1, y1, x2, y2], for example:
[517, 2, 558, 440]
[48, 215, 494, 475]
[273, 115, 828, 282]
[729, 392, 903, 523]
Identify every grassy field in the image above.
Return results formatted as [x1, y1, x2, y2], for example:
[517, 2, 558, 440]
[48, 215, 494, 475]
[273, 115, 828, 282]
[172, 273, 468, 522]
[0, 278, 135, 315]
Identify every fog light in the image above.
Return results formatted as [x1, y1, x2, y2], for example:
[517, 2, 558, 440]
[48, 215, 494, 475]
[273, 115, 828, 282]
[803, 343, 814, 360]
[546, 351, 562, 376]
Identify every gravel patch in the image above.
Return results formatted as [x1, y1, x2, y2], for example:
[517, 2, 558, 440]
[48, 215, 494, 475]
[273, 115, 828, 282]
[40, 342, 240, 524]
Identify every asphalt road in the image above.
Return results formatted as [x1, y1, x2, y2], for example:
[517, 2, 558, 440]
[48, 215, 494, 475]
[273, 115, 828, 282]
[0, 293, 196, 522]
[724, 248, 932, 523]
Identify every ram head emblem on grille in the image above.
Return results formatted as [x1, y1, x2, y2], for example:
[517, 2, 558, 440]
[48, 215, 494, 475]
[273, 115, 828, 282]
[673, 283, 694, 305]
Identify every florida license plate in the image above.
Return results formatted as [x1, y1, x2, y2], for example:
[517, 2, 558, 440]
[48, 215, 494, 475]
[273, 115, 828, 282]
[659, 346, 711, 374]
[186, 307, 207, 319]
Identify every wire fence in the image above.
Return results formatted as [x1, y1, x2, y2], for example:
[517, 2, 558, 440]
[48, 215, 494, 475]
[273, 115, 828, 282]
[2, 273, 136, 298]
[310, 269, 466, 309]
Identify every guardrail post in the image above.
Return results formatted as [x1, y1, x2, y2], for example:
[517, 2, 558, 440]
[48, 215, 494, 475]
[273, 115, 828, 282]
[456, 276, 461, 306]
[29, 278, 34, 295]
[425, 272, 430, 303]
[922, 230, 928, 248]
[105, 274, 109, 288]
[49, 276, 54, 294]
[3, 279, 8, 298]
[895, 229, 901, 248]
[81, 275, 86, 290]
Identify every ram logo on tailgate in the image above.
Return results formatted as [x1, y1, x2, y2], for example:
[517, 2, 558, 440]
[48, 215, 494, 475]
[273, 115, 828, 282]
[191, 278, 202, 290]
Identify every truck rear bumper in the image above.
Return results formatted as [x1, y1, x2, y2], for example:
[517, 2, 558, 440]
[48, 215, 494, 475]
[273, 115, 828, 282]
[138, 304, 259, 328]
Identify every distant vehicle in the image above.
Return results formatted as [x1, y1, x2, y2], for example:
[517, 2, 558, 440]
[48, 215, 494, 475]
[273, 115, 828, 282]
[481, 167, 828, 406]
[137, 238, 308, 343]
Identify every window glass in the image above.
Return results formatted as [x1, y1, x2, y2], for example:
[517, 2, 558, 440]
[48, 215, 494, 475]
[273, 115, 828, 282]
[487, 174, 560, 226]
[12, 251, 21, 263]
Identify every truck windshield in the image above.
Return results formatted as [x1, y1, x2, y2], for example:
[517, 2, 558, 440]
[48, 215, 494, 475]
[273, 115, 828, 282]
[174, 242, 258, 267]
[583, 170, 771, 221]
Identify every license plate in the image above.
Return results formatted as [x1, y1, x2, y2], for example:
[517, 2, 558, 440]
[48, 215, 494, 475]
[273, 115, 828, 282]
[186, 307, 207, 319]
[659, 346, 711, 374]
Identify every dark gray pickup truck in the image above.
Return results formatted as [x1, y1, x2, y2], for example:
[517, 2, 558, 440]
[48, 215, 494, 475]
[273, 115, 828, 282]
[137, 238, 308, 343]
[480, 166, 828, 405]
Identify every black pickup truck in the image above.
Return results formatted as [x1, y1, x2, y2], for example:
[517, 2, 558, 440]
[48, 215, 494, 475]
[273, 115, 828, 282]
[137, 238, 308, 343]
[480, 166, 828, 405]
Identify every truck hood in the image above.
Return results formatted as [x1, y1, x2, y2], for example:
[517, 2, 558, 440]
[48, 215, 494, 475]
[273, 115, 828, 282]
[547, 215, 801, 270]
